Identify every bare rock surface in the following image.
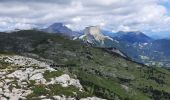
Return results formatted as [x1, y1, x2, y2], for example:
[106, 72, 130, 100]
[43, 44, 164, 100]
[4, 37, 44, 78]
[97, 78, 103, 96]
[0, 54, 104, 100]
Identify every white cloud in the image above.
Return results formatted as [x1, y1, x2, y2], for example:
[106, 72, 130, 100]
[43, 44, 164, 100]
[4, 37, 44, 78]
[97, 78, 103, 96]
[0, 0, 169, 35]
[71, 17, 82, 22]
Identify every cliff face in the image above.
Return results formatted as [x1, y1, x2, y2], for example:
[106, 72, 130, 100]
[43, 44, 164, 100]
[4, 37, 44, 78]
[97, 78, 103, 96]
[80, 26, 114, 47]
[84, 26, 101, 36]
[84, 26, 109, 41]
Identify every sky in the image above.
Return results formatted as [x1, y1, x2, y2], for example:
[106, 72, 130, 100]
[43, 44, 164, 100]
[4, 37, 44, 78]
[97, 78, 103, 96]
[0, 0, 170, 37]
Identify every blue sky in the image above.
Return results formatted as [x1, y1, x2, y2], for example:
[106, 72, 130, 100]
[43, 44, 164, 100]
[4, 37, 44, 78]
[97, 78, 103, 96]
[164, 1, 170, 9]
[159, 0, 170, 15]
[0, 0, 170, 38]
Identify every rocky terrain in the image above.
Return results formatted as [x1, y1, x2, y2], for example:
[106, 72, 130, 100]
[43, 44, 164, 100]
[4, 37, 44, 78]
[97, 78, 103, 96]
[0, 54, 104, 100]
[79, 26, 117, 48]
[0, 30, 170, 100]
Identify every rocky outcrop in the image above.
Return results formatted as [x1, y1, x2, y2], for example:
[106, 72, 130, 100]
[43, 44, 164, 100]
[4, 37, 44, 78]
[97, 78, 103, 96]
[80, 97, 106, 100]
[84, 26, 113, 42]
[0, 54, 104, 100]
[79, 26, 114, 47]
[47, 74, 83, 90]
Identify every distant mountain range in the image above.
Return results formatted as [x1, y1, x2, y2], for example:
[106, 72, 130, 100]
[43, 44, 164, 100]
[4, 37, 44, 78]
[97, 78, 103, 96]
[40, 22, 170, 67]
[79, 27, 170, 67]
[112, 31, 152, 44]
[2, 30, 170, 100]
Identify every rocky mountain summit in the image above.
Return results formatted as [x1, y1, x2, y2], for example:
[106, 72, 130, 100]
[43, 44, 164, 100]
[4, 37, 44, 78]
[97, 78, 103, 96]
[79, 26, 116, 47]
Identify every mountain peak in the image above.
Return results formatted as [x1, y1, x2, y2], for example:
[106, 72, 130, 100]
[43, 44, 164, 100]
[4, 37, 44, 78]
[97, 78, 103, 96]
[43, 22, 80, 38]
[84, 26, 101, 36]
[48, 23, 65, 29]
[113, 31, 152, 43]
[78, 26, 115, 48]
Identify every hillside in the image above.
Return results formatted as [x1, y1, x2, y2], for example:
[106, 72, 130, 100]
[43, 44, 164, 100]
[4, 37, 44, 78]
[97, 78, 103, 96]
[102, 30, 170, 67]
[0, 30, 170, 100]
[111, 31, 152, 44]
[0, 54, 104, 100]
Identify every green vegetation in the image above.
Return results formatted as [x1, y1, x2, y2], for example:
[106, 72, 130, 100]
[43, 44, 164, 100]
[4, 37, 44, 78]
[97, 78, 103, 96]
[32, 85, 48, 96]
[27, 80, 36, 88]
[43, 70, 64, 81]
[1, 30, 170, 100]
[47, 84, 90, 98]
[27, 84, 91, 99]
[0, 60, 10, 69]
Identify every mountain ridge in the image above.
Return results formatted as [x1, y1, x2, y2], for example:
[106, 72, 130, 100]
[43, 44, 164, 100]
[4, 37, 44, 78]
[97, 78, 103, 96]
[1, 30, 170, 100]
[4, 22, 170, 67]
